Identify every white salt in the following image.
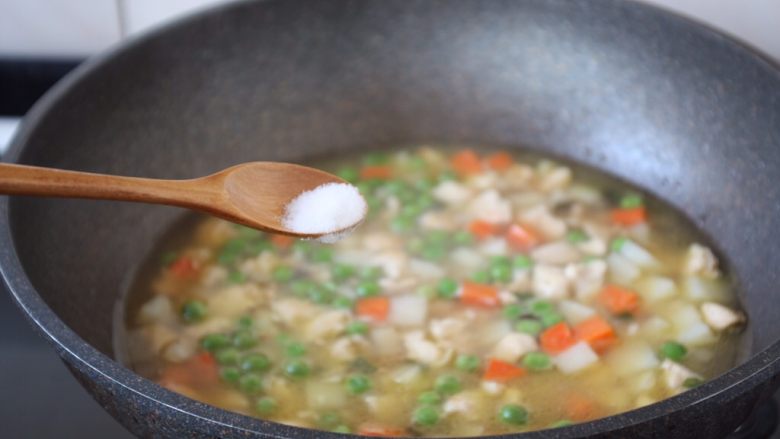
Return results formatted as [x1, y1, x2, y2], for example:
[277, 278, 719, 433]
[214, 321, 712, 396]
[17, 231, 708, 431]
[282, 182, 367, 242]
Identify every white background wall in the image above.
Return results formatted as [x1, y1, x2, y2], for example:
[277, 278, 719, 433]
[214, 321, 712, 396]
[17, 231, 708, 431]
[1, 0, 779, 61]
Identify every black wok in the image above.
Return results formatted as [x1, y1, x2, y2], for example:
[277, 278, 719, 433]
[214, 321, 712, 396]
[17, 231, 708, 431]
[2, 0, 780, 437]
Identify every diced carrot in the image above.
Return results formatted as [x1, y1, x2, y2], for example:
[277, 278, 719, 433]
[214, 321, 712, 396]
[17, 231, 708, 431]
[505, 223, 540, 250]
[356, 297, 390, 321]
[270, 234, 294, 249]
[360, 165, 393, 180]
[610, 206, 647, 226]
[484, 151, 513, 171]
[599, 284, 640, 315]
[574, 315, 617, 353]
[159, 352, 219, 387]
[540, 322, 577, 354]
[358, 426, 407, 437]
[483, 358, 527, 381]
[565, 393, 599, 421]
[469, 220, 498, 239]
[460, 281, 500, 307]
[169, 256, 197, 278]
[451, 149, 483, 175]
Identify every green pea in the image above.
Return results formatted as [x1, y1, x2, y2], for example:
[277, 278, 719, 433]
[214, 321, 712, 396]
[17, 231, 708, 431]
[308, 285, 334, 304]
[401, 204, 423, 219]
[522, 352, 552, 371]
[241, 353, 271, 372]
[346, 321, 369, 335]
[434, 375, 461, 395]
[421, 245, 446, 261]
[356, 280, 380, 298]
[499, 404, 529, 426]
[232, 330, 257, 349]
[246, 239, 272, 255]
[319, 412, 341, 428]
[237, 316, 253, 329]
[332, 264, 356, 282]
[311, 247, 334, 263]
[437, 278, 459, 299]
[360, 266, 384, 280]
[455, 354, 480, 372]
[292, 240, 311, 254]
[502, 303, 523, 319]
[415, 193, 435, 210]
[513, 254, 533, 269]
[407, 237, 425, 254]
[530, 300, 555, 315]
[417, 391, 442, 405]
[683, 377, 704, 388]
[215, 348, 240, 366]
[285, 341, 307, 357]
[490, 264, 513, 283]
[391, 216, 414, 233]
[490, 255, 512, 267]
[549, 420, 574, 428]
[539, 311, 564, 328]
[228, 270, 246, 284]
[160, 251, 178, 266]
[201, 333, 230, 352]
[417, 284, 437, 299]
[290, 280, 315, 297]
[284, 359, 310, 378]
[332, 425, 351, 434]
[219, 366, 240, 383]
[438, 170, 457, 181]
[620, 194, 643, 208]
[427, 230, 449, 246]
[272, 265, 294, 282]
[332, 296, 354, 309]
[218, 239, 246, 265]
[254, 396, 277, 414]
[363, 152, 390, 166]
[413, 406, 440, 426]
[566, 228, 589, 244]
[453, 230, 474, 246]
[660, 341, 687, 362]
[239, 373, 263, 394]
[346, 375, 371, 395]
[610, 237, 628, 252]
[181, 300, 207, 323]
[337, 166, 359, 183]
[471, 270, 491, 284]
[515, 318, 543, 336]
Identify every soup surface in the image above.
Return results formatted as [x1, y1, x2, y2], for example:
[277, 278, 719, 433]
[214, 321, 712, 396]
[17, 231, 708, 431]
[122, 147, 744, 436]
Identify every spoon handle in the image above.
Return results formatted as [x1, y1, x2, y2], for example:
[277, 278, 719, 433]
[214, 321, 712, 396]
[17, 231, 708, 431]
[0, 163, 216, 208]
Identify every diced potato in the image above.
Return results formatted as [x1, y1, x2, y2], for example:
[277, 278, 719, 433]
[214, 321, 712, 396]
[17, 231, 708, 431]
[403, 330, 453, 367]
[537, 166, 572, 192]
[138, 295, 177, 326]
[554, 341, 599, 374]
[370, 327, 405, 358]
[163, 338, 197, 363]
[618, 240, 659, 268]
[532, 264, 570, 300]
[677, 322, 716, 346]
[558, 300, 596, 325]
[469, 190, 512, 224]
[479, 237, 508, 256]
[306, 381, 347, 410]
[519, 205, 567, 239]
[430, 318, 467, 342]
[433, 180, 474, 205]
[271, 298, 318, 326]
[636, 275, 677, 303]
[683, 276, 728, 302]
[606, 342, 659, 376]
[451, 248, 484, 270]
[389, 295, 428, 327]
[700, 302, 744, 331]
[564, 260, 607, 302]
[305, 310, 350, 341]
[607, 253, 640, 284]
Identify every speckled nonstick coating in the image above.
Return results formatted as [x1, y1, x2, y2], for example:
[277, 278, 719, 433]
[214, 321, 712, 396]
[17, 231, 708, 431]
[2, 0, 780, 437]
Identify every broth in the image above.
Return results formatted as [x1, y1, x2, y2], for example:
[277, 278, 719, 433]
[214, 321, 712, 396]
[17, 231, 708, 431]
[120, 147, 744, 436]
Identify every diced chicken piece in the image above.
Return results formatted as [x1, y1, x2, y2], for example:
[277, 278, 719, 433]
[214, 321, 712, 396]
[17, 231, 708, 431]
[700, 302, 744, 331]
[578, 237, 608, 256]
[491, 333, 538, 363]
[481, 380, 506, 395]
[371, 251, 408, 279]
[392, 364, 423, 384]
[660, 359, 701, 391]
[403, 330, 453, 367]
[532, 264, 570, 300]
[130, 324, 177, 356]
[537, 166, 572, 192]
[206, 284, 265, 319]
[329, 336, 368, 362]
[451, 248, 484, 270]
[183, 317, 233, 339]
[432, 180, 474, 205]
[498, 290, 519, 304]
[239, 252, 278, 282]
[558, 300, 596, 325]
[272, 298, 318, 326]
[518, 205, 567, 239]
[553, 341, 599, 374]
[419, 211, 457, 231]
[305, 310, 350, 341]
[378, 276, 418, 294]
[531, 241, 581, 265]
[469, 190, 512, 224]
[163, 338, 197, 363]
[468, 172, 499, 190]
[430, 318, 468, 343]
[138, 295, 177, 326]
[479, 237, 508, 256]
[683, 243, 719, 278]
[498, 164, 533, 190]
[443, 391, 481, 416]
[306, 381, 347, 410]
[200, 265, 228, 288]
[564, 260, 607, 302]
[506, 269, 532, 294]
[666, 302, 716, 346]
[370, 327, 405, 358]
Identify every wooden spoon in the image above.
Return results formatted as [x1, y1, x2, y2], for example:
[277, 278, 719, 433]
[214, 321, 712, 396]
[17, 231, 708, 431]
[0, 162, 358, 238]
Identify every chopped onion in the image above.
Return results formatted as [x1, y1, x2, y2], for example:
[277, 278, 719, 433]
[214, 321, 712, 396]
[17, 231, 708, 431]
[388, 295, 428, 327]
[553, 341, 599, 374]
